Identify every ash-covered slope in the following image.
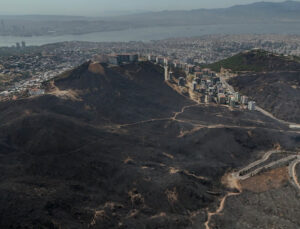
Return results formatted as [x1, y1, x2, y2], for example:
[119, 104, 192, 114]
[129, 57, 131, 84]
[0, 61, 192, 156]
[219, 50, 300, 123]
[52, 61, 192, 124]
[230, 71, 300, 123]
[0, 61, 300, 229]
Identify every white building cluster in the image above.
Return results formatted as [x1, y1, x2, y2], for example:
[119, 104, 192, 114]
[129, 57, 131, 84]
[147, 53, 256, 111]
[107, 53, 139, 65]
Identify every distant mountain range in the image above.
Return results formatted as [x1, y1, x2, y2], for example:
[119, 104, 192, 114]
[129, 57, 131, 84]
[0, 1, 300, 36]
[111, 0, 300, 26]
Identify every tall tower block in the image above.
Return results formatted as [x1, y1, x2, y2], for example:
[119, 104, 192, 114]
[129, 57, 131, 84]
[164, 65, 169, 81]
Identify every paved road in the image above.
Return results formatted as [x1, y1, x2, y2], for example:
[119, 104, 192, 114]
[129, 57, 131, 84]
[288, 157, 300, 191]
[205, 150, 300, 229]
[220, 74, 300, 129]
[220, 76, 235, 94]
[238, 155, 297, 180]
[237, 150, 281, 175]
[256, 106, 300, 129]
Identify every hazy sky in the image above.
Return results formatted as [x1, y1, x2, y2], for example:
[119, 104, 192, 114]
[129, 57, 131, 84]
[0, 0, 293, 16]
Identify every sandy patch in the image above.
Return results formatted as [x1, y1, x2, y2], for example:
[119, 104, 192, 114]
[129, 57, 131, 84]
[169, 167, 180, 174]
[88, 62, 105, 75]
[240, 166, 289, 193]
[165, 187, 178, 203]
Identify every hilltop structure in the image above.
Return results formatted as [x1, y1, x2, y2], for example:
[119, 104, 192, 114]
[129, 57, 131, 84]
[107, 53, 139, 65]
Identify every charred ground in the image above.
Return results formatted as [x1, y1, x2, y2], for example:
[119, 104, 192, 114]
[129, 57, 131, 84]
[229, 71, 300, 123]
[205, 49, 300, 124]
[0, 61, 300, 229]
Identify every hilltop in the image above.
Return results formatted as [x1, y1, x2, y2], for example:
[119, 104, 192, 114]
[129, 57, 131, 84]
[203, 49, 300, 72]
[46, 61, 192, 124]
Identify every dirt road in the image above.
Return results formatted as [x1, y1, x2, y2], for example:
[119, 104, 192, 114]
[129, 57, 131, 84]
[204, 150, 300, 229]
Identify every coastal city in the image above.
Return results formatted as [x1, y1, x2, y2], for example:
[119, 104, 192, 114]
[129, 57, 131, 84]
[0, 48, 256, 112]
[1, 34, 300, 103]
[2, 1, 300, 229]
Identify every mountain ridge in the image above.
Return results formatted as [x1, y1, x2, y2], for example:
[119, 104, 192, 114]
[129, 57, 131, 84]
[1, 1, 300, 36]
[111, 0, 300, 25]
[204, 49, 300, 72]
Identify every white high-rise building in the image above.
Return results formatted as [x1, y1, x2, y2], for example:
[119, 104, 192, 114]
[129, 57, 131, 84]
[234, 92, 240, 102]
[248, 101, 256, 111]
[241, 96, 248, 105]
[164, 58, 169, 66]
[164, 66, 170, 81]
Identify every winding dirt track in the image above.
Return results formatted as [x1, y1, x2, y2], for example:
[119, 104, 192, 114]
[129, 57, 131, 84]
[289, 158, 300, 190]
[204, 191, 241, 229]
[117, 79, 300, 229]
[204, 150, 300, 229]
[118, 102, 201, 128]
[202, 77, 300, 228]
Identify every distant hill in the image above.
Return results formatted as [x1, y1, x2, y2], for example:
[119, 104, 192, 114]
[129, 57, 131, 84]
[204, 49, 300, 72]
[1, 1, 300, 36]
[112, 1, 300, 26]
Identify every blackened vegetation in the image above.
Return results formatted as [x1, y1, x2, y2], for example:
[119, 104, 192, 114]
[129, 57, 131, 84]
[230, 71, 300, 123]
[0, 61, 299, 229]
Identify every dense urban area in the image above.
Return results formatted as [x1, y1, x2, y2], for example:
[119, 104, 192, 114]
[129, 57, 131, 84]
[1, 34, 300, 101]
